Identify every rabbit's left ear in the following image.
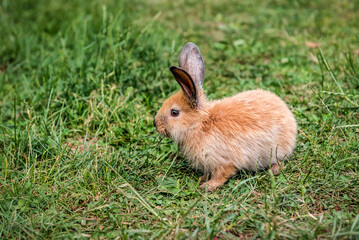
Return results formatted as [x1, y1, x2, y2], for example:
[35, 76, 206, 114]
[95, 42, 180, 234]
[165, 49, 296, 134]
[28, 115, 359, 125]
[170, 66, 199, 108]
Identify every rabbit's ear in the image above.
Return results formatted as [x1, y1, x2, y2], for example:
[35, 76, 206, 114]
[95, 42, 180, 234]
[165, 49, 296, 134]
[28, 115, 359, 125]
[178, 42, 205, 88]
[170, 66, 199, 108]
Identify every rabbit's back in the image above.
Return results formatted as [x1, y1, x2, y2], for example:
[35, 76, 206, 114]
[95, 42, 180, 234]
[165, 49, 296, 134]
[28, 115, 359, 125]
[202, 89, 297, 171]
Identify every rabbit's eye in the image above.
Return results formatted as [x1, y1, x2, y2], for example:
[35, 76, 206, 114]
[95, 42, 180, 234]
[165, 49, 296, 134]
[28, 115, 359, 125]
[171, 109, 180, 117]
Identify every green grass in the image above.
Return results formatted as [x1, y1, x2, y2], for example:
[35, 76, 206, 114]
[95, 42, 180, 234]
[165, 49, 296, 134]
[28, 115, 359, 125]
[0, 0, 358, 238]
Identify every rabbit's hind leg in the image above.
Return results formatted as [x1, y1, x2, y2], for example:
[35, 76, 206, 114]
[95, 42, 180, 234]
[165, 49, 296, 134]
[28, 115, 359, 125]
[270, 162, 285, 175]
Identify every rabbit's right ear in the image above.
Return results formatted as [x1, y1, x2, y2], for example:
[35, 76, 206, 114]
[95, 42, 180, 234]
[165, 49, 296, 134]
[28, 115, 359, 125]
[178, 42, 205, 89]
[169, 42, 205, 108]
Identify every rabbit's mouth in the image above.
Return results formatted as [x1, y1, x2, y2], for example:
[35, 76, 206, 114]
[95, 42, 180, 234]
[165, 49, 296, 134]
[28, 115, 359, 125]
[157, 128, 170, 138]
[164, 129, 170, 137]
[154, 123, 170, 137]
[154, 117, 171, 138]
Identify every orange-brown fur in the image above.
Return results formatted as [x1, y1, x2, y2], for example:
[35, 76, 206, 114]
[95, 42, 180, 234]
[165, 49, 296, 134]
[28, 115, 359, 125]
[154, 43, 297, 191]
[155, 89, 297, 191]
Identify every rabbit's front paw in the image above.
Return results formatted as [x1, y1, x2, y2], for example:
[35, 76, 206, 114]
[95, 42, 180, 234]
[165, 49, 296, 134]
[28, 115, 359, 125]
[200, 180, 221, 192]
[199, 173, 210, 184]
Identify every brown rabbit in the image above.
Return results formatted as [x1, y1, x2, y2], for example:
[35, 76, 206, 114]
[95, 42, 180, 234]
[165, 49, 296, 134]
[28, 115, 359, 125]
[154, 42, 297, 191]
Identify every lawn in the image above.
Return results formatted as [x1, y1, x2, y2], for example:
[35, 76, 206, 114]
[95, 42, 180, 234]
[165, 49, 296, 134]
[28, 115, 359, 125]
[0, 0, 358, 239]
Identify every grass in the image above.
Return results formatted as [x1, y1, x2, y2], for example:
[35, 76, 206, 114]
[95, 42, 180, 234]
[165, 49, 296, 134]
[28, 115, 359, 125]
[0, 0, 358, 238]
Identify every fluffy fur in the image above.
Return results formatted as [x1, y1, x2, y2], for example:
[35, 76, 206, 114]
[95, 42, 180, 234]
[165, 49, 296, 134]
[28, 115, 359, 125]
[154, 42, 297, 190]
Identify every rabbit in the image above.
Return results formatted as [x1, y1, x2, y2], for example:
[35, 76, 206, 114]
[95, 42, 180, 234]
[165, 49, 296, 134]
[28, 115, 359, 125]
[154, 42, 297, 191]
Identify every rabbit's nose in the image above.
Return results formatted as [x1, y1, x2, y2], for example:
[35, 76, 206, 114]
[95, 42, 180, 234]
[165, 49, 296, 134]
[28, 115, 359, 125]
[153, 119, 157, 128]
